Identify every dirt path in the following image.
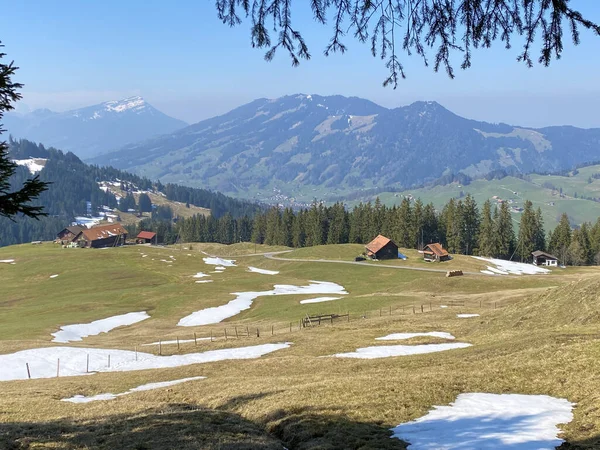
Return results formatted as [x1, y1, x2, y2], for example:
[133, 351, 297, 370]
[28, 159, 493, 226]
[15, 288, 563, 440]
[263, 252, 486, 276]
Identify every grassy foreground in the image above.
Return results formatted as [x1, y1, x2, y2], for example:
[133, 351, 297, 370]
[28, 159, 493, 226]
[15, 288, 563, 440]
[1, 242, 599, 449]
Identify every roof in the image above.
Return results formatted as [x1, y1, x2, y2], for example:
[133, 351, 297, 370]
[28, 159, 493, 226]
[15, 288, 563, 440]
[365, 235, 395, 254]
[81, 223, 128, 241]
[137, 231, 156, 240]
[66, 226, 84, 235]
[423, 243, 449, 257]
[532, 250, 558, 259]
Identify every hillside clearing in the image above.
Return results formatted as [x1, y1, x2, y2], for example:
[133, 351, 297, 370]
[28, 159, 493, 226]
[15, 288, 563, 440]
[1, 242, 600, 449]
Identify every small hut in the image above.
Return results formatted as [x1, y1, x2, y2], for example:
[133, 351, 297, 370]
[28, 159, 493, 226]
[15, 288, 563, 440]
[365, 235, 399, 260]
[56, 226, 84, 244]
[532, 250, 558, 266]
[136, 231, 157, 245]
[423, 243, 450, 262]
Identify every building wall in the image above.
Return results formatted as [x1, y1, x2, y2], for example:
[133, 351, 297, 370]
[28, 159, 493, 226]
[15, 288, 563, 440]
[375, 242, 399, 259]
[89, 235, 126, 248]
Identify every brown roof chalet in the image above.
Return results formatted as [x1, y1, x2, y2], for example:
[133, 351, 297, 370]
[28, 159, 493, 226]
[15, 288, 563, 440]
[66, 225, 84, 235]
[532, 250, 557, 259]
[137, 231, 156, 240]
[366, 235, 392, 254]
[423, 243, 449, 257]
[81, 223, 128, 242]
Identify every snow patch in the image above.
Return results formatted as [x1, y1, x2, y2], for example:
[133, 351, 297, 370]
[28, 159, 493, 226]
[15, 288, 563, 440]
[13, 158, 47, 174]
[376, 332, 455, 341]
[49, 274, 59, 279]
[332, 343, 472, 359]
[0, 259, 15, 263]
[195, 280, 213, 284]
[178, 281, 348, 326]
[73, 216, 103, 228]
[203, 257, 236, 267]
[391, 393, 574, 450]
[299, 297, 342, 304]
[142, 338, 211, 347]
[457, 314, 480, 318]
[473, 256, 550, 275]
[61, 376, 206, 403]
[0, 343, 291, 381]
[52, 312, 150, 343]
[192, 272, 210, 278]
[247, 267, 279, 275]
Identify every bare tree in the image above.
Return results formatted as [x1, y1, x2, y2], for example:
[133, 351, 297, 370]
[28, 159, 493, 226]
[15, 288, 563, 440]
[214, 0, 600, 87]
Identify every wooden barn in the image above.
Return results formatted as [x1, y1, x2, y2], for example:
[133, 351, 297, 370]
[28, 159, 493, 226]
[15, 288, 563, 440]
[136, 231, 157, 244]
[76, 223, 128, 248]
[423, 243, 450, 262]
[532, 250, 558, 266]
[365, 235, 399, 260]
[56, 226, 84, 244]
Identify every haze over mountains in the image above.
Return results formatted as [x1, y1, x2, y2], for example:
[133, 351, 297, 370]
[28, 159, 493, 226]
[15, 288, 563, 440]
[4, 96, 188, 159]
[91, 94, 600, 201]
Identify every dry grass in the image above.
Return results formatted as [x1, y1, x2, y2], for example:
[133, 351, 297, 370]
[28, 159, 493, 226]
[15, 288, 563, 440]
[1, 242, 600, 449]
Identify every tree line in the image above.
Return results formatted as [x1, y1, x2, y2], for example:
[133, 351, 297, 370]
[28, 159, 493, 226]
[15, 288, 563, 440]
[168, 195, 600, 265]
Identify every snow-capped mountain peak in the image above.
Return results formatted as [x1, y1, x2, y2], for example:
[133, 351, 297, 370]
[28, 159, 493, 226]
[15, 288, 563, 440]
[103, 96, 147, 113]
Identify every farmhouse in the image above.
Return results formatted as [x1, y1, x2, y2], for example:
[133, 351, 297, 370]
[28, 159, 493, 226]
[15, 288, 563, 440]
[365, 235, 399, 260]
[76, 223, 128, 248]
[56, 226, 84, 244]
[532, 250, 558, 267]
[423, 243, 450, 262]
[136, 231, 157, 244]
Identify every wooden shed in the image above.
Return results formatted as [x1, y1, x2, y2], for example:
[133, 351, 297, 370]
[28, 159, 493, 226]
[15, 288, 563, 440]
[365, 235, 399, 260]
[136, 231, 157, 244]
[532, 250, 558, 266]
[56, 226, 84, 244]
[423, 243, 450, 262]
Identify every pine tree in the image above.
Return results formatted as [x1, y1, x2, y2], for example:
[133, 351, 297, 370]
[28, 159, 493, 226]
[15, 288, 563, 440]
[517, 200, 536, 262]
[478, 200, 496, 256]
[461, 194, 479, 255]
[496, 202, 515, 259]
[305, 201, 325, 247]
[251, 213, 266, 244]
[138, 193, 153, 213]
[549, 213, 571, 265]
[411, 199, 424, 249]
[396, 198, 412, 247]
[292, 209, 306, 248]
[327, 202, 349, 244]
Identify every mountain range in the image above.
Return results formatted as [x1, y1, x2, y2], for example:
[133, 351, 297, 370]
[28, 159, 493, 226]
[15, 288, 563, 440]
[4, 97, 188, 159]
[91, 94, 600, 203]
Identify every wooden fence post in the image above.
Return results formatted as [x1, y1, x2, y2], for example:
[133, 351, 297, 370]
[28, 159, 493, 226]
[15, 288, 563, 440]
[177, 337, 180, 350]
[159, 340, 162, 355]
[210, 330, 213, 342]
[246, 326, 250, 337]
[347, 312, 350, 322]
[256, 328, 260, 338]
[86, 354, 89, 373]
[389, 305, 392, 315]
[108, 354, 111, 368]
[235, 326, 239, 339]
[56, 359, 60, 378]
[421, 304, 424, 313]
[290, 322, 292, 333]
[194, 332, 198, 345]
[413, 306, 415, 314]
[26, 362, 31, 379]
[224, 329, 228, 340]
[379, 308, 382, 317]
[135, 346, 138, 361]
[271, 325, 274, 336]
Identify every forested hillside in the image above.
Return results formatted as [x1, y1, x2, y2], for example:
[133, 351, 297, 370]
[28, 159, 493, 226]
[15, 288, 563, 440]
[0, 139, 262, 247]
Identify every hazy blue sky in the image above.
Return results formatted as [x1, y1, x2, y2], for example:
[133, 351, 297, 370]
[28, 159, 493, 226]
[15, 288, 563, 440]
[3, 1, 600, 127]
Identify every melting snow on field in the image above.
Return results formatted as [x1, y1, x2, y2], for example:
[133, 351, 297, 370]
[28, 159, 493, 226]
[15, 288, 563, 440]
[178, 281, 348, 326]
[300, 297, 342, 304]
[0, 259, 15, 263]
[457, 314, 480, 318]
[247, 267, 280, 275]
[473, 256, 550, 275]
[73, 216, 104, 228]
[142, 338, 211, 346]
[13, 158, 47, 174]
[376, 332, 455, 341]
[193, 272, 210, 278]
[0, 343, 291, 381]
[203, 257, 236, 267]
[62, 376, 206, 403]
[195, 280, 213, 284]
[391, 393, 574, 450]
[331, 343, 472, 359]
[49, 274, 59, 278]
[52, 312, 150, 343]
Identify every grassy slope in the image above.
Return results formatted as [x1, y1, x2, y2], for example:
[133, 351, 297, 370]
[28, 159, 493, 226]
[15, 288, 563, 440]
[1, 242, 600, 449]
[353, 166, 600, 229]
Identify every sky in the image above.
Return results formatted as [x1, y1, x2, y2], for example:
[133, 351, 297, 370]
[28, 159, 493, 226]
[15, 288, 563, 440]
[3, 1, 600, 128]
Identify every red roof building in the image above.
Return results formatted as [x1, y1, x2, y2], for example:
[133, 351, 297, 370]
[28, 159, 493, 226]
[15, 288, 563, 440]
[423, 243, 450, 262]
[365, 235, 399, 260]
[136, 231, 157, 244]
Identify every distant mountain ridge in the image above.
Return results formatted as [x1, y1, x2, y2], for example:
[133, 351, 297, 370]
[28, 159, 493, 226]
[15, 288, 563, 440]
[90, 94, 600, 203]
[4, 96, 188, 159]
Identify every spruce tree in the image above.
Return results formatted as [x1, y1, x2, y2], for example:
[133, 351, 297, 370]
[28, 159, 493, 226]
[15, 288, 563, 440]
[478, 200, 496, 256]
[496, 202, 515, 259]
[462, 194, 479, 255]
[549, 213, 572, 264]
[517, 200, 536, 261]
